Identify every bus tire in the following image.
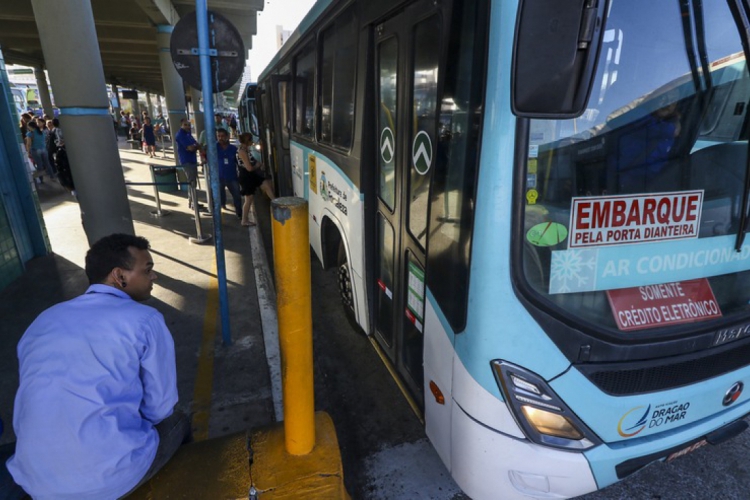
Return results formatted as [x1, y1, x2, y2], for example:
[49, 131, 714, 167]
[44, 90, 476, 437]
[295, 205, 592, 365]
[337, 243, 363, 334]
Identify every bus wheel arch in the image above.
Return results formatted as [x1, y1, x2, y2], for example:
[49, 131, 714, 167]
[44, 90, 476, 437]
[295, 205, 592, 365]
[320, 216, 342, 271]
[321, 215, 363, 334]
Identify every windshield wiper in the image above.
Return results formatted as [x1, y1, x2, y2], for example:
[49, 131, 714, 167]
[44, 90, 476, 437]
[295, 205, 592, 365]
[727, 0, 750, 251]
[679, 0, 704, 93]
[693, 1, 713, 92]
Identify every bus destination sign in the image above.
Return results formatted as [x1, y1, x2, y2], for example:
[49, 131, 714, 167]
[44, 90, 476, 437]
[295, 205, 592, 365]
[606, 278, 722, 331]
[569, 191, 703, 248]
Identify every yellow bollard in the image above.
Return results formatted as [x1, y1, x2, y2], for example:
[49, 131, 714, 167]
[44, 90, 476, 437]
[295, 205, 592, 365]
[271, 197, 315, 455]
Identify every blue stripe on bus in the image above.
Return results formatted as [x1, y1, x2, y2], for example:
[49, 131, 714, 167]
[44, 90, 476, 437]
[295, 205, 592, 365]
[59, 107, 110, 116]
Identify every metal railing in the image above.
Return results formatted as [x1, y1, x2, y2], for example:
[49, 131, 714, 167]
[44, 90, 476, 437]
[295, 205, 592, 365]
[124, 164, 211, 244]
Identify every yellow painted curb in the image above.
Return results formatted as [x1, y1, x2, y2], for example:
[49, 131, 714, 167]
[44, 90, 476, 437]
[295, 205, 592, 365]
[250, 411, 349, 499]
[128, 431, 251, 499]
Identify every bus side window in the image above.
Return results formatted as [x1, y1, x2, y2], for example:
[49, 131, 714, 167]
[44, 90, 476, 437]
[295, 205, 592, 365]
[294, 42, 315, 138]
[319, 7, 357, 149]
[426, 0, 488, 332]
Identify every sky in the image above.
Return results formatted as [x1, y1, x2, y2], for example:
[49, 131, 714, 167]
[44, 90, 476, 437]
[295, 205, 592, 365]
[247, 0, 318, 81]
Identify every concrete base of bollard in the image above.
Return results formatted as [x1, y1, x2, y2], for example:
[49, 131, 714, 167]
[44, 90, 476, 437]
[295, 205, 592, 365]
[249, 411, 350, 499]
[127, 432, 251, 499]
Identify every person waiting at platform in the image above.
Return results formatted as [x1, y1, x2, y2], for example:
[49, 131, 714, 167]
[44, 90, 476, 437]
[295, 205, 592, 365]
[18, 113, 32, 138]
[119, 110, 130, 137]
[238, 133, 275, 226]
[216, 128, 243, 221]
[140, 117, 157, 158]
[1, 233, 190, 499]
[174, 118, 203, 210]
[25, 121, 55, 181]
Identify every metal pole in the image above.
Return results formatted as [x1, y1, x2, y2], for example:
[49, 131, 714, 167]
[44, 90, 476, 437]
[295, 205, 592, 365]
[197, 0, 231, 345]
[271, 197, 315, 455]
[189, 182, 211, 244]
[160, 134, 169, 159]
[149, 165, 172, 218]
[203, 156, 214, 214]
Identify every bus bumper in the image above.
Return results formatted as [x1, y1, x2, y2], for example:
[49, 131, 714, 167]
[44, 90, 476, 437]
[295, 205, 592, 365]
[450, 402, 597, 500]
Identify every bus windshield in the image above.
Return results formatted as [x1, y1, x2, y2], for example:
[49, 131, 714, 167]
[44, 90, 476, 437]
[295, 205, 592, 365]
[521, 0, 750, 335]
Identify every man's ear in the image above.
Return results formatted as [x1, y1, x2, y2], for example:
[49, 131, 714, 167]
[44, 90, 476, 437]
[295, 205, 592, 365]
[109, 267, 127, 287]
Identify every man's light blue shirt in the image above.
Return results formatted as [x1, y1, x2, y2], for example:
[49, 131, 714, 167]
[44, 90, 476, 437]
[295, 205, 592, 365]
[6, 284, 178, 500]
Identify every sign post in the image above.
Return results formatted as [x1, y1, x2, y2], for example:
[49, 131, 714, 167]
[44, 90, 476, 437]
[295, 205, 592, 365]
[171, 6, 245, 346]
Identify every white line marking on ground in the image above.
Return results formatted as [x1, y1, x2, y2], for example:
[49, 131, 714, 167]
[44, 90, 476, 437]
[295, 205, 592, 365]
[249, 224, 284, 421]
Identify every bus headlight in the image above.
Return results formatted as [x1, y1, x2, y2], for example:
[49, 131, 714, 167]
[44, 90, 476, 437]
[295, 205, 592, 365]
[520, 406, 583, 440]
[492, 360, 601, 451]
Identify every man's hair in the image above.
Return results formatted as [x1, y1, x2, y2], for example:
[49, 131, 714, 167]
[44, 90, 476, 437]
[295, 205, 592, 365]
[85, 233, 150, 285]
[180, 118, 190, 125]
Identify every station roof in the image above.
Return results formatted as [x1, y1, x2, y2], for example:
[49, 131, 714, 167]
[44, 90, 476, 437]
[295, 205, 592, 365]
[0, 0, 261, 101]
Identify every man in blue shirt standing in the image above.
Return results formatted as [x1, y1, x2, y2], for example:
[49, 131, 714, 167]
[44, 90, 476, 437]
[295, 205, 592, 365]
[174, 118, 203, 210]
[216, 128, 242, 220]
[1, 234, 189, 499]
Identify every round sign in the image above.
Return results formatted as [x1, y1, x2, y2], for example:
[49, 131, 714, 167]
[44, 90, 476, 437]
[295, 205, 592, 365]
[412, 130, 433, 175]
[380, 127, 395, 163]
[170, 10, 245, 93]
[526, 222, 568, 247]
[526, 188, 539, 205]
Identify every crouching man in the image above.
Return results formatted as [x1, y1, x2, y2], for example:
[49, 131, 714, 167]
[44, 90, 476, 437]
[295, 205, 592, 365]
[3, 233, 190, 499]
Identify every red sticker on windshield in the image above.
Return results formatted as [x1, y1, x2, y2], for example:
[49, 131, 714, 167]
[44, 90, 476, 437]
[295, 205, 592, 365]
[570, 191, 703, 248]
[607, 278, 721, 331]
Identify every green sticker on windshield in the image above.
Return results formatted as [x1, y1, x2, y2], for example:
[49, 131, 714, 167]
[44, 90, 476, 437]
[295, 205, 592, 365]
[527, 222, 568, 247]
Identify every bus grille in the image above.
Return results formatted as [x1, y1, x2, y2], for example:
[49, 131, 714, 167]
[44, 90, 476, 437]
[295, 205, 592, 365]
[577, 340, 750, 396]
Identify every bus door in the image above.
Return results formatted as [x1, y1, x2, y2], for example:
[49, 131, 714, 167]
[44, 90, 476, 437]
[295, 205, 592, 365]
[373, 0, 443, 403]
[269, 74, 293, 196]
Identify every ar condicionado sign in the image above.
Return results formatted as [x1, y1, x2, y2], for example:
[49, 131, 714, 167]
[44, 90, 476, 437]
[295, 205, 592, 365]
[569, 191, 703, 248]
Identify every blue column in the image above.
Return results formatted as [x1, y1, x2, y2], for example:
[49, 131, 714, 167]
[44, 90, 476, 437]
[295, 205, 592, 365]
[197, 1, 231, 345]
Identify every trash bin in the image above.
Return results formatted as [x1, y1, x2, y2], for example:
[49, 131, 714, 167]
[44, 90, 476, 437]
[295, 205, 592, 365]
[151, 165, 178, 193]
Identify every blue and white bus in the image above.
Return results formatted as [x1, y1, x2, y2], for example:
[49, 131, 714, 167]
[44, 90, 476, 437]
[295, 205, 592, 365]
[255, 0, 750, 497]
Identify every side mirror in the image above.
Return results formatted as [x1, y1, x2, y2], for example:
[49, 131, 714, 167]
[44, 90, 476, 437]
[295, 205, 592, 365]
[511, 0, 608, 118]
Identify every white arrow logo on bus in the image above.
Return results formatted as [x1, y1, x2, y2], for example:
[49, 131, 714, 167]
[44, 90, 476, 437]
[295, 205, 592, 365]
[380, 127, 395, 163]
[412, 130, 433, 175]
